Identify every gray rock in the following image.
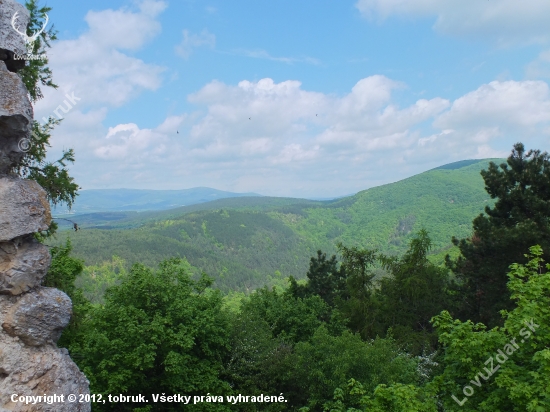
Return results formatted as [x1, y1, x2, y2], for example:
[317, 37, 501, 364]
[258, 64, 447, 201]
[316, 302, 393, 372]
[0, 331, 90, 411]
[2, 287, 72, 346]
[0, 0, 29, 57]
[0, 61, 33, 172]
[0, 3, 91, 406]
[0, 176, 51, 241]
[0, 236, 51, 295]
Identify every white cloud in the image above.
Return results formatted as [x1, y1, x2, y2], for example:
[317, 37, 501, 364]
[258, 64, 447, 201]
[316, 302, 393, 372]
[355, 0, 550, 45]
[93, 123, 167, 160]
[434, 80, 550, 129]
[271, 144, 320, 164]
[175, 29, 216, 59]
[56, 74, 550, 197]
[84, 0, 166, 50]
[34, 0, 166, 118]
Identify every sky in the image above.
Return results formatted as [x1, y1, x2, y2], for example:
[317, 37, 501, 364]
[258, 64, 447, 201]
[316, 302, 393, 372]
[18, 0, 550, 198]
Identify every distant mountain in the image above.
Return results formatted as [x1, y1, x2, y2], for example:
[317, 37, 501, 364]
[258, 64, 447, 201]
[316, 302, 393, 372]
[52, 187, 262, 214]
[53, 158, 503, 292]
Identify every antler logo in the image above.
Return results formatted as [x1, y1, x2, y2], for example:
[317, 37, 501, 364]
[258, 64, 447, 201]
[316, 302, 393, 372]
[11, 11, 49, 54]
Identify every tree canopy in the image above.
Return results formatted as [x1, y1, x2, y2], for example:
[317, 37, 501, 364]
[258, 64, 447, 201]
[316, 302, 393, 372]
[448, 143, 550, 326]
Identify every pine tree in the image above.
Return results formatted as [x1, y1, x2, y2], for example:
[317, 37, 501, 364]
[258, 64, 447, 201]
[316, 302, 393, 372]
[447, 143, 550, 326]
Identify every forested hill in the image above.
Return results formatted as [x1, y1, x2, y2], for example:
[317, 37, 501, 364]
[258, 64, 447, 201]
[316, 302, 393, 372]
[52, 158, 502, 292]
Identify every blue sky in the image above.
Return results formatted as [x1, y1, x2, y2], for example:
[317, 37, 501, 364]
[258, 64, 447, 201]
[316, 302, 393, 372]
[21, 0, 550, 198]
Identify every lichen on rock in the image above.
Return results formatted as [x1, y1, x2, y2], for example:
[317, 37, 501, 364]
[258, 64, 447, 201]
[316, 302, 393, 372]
[1, 287, 72, 346]
[0, 236, 51, 295]
[0, 176, 51, 242]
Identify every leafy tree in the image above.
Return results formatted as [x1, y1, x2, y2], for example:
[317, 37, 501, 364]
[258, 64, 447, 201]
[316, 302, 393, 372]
[447, 143, 550, 326]
[75, 259, 232, 412]
[42, 238, 90, 348]
[336, 243, 378, 339]
[317, 379, 437, 412]
[224, 314, 294, 412]
[376, 230, 452, 353]
[309, 245, 550, 411]
[226, 286, 347, 409]
[432, 245, 550, 411]
[239, 286, 332, 343]
[294, 326, 420, 411]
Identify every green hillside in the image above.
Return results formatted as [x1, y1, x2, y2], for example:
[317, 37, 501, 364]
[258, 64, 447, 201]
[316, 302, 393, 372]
[51, 158, 501, 292]
[53, 196, 321, 231]
[292, 158, 499, 255]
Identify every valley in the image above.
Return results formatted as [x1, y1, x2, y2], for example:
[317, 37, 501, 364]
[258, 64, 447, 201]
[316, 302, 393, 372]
[51, 158, 500, 292]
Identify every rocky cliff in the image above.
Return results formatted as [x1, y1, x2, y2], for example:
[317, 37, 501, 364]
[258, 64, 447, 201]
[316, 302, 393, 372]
[0, 1, 90, 410]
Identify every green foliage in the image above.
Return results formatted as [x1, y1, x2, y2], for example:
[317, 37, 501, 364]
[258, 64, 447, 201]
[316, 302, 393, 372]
[15, 118, 79, 210]
[294, 327, 420, 411]
[221, 290, 247, 313]
[288, 250, 346, 307]
[54, 159, 496, 292]
[375, 230, 452, 353]
[224, 313, 294, 411]
[289, 158, 496, 255]
[301, 244, 550, 412]
[19, 0, 57, 101]
[75, 255, 127, 304]
[225, 286, 349, 409]
[51, 210, 318, 293]
[449, 143, 550, 326]
[74, 259, 232, 411]
[314, 379, 437, 412]
[432, 245, 550, 411]
[336, 243, 378, 339]
[240, 287, 332, 343]
[289, 231, 453, 350]
[41, 238, 89, 348]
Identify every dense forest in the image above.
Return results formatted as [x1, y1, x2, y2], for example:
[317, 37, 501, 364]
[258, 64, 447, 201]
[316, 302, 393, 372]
[51, 158, 497, 293]
[44, 143, 550, 411]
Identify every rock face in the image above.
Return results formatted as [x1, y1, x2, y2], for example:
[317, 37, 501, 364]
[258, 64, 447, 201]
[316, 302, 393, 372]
[0, 176, 52, 242]
[0, 0, 28, 55]
[0, 0, 28, 72]
[0, 1, 91, 410]
[0, 176, 51, 241]
[0, 61, 33, 172]
[0, 333, 90, 412]
[0, 236, 51, 295]
[2, 287, 72, 346]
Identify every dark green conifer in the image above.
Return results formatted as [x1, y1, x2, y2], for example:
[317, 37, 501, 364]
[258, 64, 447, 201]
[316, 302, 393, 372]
[448, 143, 550, 326]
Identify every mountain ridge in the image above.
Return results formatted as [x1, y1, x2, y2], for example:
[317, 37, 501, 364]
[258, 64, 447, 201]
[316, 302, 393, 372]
[52, 186, 263, 215]
[52, 157, 504, 292]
